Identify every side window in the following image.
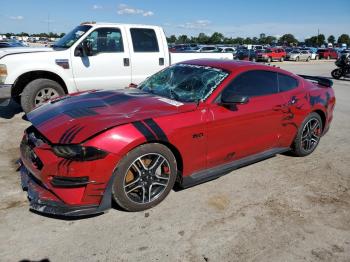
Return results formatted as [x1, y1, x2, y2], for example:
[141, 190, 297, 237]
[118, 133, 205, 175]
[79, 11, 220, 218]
[130, 28, 159, 52]
[85, 28, 124, 54]
[278, 73, 298, 92]
[222, 70, 278, 98]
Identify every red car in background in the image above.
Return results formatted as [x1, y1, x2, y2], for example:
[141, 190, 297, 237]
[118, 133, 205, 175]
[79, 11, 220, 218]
[317, 48, 338, 59]
[256, 48, 286, 62]
[19, 59, 335, 216]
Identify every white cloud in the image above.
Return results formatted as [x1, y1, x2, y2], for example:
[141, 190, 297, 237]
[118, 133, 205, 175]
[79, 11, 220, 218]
[178, 20, 211, 30]
[9, 16, 24, 20]
[117, 4, 154, 17]
[92, 4, 103, 10]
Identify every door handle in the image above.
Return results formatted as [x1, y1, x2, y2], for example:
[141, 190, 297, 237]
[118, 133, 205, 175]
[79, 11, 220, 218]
[123, 58, 130, 67]
[159, 58, 164, 66]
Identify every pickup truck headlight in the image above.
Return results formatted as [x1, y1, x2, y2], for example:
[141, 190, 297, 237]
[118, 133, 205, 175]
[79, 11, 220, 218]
[52, 145, 108, 161]
[0, 64, 7, 84]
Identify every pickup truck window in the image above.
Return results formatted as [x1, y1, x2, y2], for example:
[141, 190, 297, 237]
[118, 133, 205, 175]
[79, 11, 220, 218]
[130, 28, 159, 52]
[139, 64, 228, 102]
[85, 28, 124, 54]
[53, 25, 91, 49]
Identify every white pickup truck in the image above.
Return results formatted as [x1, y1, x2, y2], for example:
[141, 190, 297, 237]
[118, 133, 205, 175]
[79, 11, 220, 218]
[0, 22, 234, 112]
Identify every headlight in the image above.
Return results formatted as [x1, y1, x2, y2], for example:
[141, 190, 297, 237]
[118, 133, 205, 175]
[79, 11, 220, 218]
[0, 64, 7, 84]
[52, 145, 108, 161]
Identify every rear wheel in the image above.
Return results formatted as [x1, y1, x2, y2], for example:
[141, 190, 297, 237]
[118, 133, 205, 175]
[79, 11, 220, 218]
[327, 55, 330, 60]
[112, 143, 177, 211]
[280, 57, 284, 62]
[306, 56, 311, 62]
[315, 55, 319, 60]
[291, 112, 322, 157]
[267, 57, 272, 63]
[296, 56, 300, 62]
[21, 78, 65, 113]
[331, 68, 342, 79]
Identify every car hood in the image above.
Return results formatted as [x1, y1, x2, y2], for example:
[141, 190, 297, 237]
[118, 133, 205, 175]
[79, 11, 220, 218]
[26, 89, 197, 144]
[0, 47, 53, 59]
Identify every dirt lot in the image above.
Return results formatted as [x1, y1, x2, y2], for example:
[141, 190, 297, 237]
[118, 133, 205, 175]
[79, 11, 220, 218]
[0, 60, 349, 262]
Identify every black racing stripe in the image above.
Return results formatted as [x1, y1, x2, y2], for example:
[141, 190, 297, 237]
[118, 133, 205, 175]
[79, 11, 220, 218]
[132, 121, 157, 142]
[59, 125, 78, 144]
[30, 93, 136, 126]
[65, 108, 98, 119]
[67, 127, 84, 143]
[62, 126, 81, 144]
[143, 119, 169, 142]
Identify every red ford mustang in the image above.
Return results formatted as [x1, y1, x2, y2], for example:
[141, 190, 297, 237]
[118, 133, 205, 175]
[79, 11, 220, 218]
[19, 59, 335, 216]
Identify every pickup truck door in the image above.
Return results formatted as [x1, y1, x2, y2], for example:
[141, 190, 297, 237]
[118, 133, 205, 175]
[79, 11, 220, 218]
[71, 27, 131, 91]
[125, 27, 168, 85]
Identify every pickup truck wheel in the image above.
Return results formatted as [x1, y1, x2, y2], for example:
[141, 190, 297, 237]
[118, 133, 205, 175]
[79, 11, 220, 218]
[327, 55, 330, 60]
[267, 57, 272, 63]
[21, 79, 65, 113]
[280, 57, 284, 62]
[112, 143, 177, 212]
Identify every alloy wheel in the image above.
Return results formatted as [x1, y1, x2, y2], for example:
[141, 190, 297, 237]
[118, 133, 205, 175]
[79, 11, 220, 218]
[123, 153, 171, 204]
[34, 88, 60, 107]
[301, 118, 321, 153]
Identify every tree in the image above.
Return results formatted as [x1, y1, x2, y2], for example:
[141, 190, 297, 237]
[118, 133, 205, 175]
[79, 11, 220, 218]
[167, 35, 177, 43]
[318, 34, 325, 45]
[279, 34, 298, 45]
[327, 35, 335, 44]
[197, 33, 209, 44]
[209, 32, 224, 44]
[177, 35, 189, 44]
[338, 34, 350, 45]
[59, 33, 65, 38]
[264, 35, 277, 45]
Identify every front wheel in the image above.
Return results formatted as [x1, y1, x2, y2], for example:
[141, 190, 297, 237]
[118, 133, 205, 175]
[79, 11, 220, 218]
[112, 143, 177, 212]
[280, 57, 284, 62]
[331, 68, 342, 79]
[291, 113, 323, 157]
[21, 78, 65, 113]
[267, 57, 272, 63]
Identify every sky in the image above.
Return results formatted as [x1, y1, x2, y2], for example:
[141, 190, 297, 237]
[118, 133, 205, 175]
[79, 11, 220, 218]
[1, 0, 350, 40]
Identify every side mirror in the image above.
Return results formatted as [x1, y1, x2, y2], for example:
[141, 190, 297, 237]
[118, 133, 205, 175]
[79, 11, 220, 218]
[74, 45, 85, 57]
[221, 94, 249, 105]
[74, 41, 93, 57]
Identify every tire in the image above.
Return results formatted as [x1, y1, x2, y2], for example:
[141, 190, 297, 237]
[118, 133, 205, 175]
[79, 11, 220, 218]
[112, 143, 177, 212]
[331, 68, 342, 79]
[296, 56, 300, 62]
[291, 112, 323, 157]
[315, 55, 319, 60]
[267, 57, 272, 63]
[280, 57, 284, 62]
[251, 57, 256, 62]
[21, 78, 65, 113]
[306, 56, 310, 62]
[327, 55, 330, 60]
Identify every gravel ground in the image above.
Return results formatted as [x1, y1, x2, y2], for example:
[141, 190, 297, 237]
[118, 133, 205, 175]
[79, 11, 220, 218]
[0, 60, 349, 262]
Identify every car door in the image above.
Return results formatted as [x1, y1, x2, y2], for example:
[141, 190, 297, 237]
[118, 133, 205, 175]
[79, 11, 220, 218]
[206, 70, 286, 169]
[71, 27, 131, 91]
[276, 72, 305, 146]
[126, 27, 167, 85]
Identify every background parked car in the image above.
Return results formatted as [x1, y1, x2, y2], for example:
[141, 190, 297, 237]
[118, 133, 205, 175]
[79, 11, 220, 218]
[317, 48, 338, 59]
[256, 48, 286, 62]
[301, 48, 319, 60]
[0, 40, 26, 48]
[286, 50, 312, 61]
[217, 46, 235, 53]
[191, 45, 220, 52]
[235, 49, 257, 61]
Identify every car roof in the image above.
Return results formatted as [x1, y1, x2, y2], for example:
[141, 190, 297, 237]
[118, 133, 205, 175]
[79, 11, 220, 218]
[180, 59, 290, 74]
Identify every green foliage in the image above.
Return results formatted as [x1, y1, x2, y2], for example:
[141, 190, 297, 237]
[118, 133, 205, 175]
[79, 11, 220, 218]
[338, 34, 350, 45]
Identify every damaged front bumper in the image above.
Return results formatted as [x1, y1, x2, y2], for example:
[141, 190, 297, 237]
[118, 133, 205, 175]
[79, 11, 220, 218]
[19, 163, 115, 217]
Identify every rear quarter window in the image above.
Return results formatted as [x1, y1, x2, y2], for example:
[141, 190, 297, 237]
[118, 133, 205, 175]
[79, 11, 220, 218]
[278, 73, 299, 92]
[130, 28, 159, 52]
